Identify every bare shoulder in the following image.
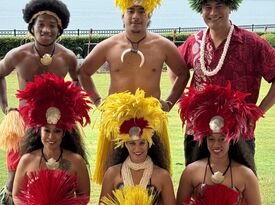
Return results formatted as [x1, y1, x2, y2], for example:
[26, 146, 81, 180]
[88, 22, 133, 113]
[4, 43, 33, 60]
[152, 165, 171, 179]
[232, 161, 256, 179]
[148, 32, 174, 46]
[56, 43, 76, 58]
[105, 164, 121, 176]
[96, 33, 121, 48]
[63, 150, 85, 163]
[185, 159, 206, 172]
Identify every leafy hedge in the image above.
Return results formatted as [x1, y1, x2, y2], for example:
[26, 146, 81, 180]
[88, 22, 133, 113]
[261, 33, 275, 48]
[1, 32, 274, 59]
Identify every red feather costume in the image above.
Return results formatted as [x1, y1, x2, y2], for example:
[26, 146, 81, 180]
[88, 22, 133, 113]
[179, 83, 263, 205]
[183, 184, 247, 205]
[16, 169, 89, 205]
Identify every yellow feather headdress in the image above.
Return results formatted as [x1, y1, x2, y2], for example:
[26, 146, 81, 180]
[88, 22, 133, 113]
[100, 186, 154, 205]
[93, 89, 171, 184]
[115, 0, 162, 15]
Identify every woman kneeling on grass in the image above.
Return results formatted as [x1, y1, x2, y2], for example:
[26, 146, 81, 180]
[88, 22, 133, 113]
[177, 83, 263, 205]
[12, 74, 91, 205]
[97, 90, 176, 205]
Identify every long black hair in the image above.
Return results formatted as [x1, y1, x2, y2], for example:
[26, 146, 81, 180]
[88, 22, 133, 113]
[190, 138, 257, 175]
[20, 126, 88, 164]
[106, 133, 169, 172]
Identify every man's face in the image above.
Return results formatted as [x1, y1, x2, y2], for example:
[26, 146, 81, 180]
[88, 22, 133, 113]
[122, 6, 151, 34]
[32, 13, 60, 46]
[201, 0, 231, 30]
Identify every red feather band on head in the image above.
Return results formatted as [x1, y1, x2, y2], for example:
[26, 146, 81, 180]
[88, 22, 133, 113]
[120, 118, 150, 136]
[16, 73, 92, 130]
[178, 83, 264, 143]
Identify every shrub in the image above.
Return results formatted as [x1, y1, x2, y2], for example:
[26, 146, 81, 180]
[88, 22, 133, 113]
[261, 33, 275, 48]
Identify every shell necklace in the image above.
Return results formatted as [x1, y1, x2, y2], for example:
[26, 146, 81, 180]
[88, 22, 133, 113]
[199, 25, 234, 76]
[208, 157, 231, 184]
[41, 148, 63, 170]
[121, 156, 153, 188]
[34, 44, 56, 66]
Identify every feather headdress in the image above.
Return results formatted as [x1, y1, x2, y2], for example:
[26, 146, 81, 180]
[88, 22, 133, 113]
[93, 89, 171, 184]
[189, 0, 242, 13]
[179, 83, 263, 143]
[16, 73, 92, 130]
[115, 0, 162, 15]
[100, 186, 154, 205]
[99, 89, 167, 148]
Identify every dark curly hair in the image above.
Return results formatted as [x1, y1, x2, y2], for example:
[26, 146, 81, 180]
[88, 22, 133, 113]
[20, 126, 88, 164]
[106, 133, 170, 172]
[23, 0, 70, 35]
[189, 138, 257, 175]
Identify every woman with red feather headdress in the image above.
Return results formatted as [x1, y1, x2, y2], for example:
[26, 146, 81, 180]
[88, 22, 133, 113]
[12, 74, 92, 205]
[176, 83, 263, 205]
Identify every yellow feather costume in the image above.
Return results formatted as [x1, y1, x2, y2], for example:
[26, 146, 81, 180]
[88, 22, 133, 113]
[115, 0, 162, 15]
[93, 89, 171, 184]
[100, 186, 154, 205]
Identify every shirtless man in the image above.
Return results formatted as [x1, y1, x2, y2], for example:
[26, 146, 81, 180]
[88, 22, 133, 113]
[0, 0, 77, 203]
[79, 0, 190, 111]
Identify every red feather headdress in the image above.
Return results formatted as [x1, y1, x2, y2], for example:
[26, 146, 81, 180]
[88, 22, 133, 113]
[179, 83, 264, 143]
[16, 74, 92, 130]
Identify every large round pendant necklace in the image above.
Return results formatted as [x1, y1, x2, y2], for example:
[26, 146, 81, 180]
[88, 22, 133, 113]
[208, 157, 231, 184]
[121, 34, 146, 68]
[199, 25, 234, 76]
[34, 44, 56, 66]
[41, 148, 63, 170]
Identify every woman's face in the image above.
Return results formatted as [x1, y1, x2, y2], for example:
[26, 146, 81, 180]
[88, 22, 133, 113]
[206, 133, 229, 159]
[41, 124, 64, 151]
[125, 138, 149, 163]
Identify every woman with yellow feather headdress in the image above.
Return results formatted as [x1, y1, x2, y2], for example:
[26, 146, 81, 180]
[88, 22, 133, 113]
[95, 89, 175, 205]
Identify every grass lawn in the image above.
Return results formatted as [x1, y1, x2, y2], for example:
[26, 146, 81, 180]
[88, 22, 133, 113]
[0, 72, 274, 204]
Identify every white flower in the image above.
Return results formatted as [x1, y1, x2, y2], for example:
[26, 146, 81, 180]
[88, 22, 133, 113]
[46, 107, 61, 124]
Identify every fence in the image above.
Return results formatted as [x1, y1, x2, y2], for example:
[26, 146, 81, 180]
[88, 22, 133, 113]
[1, 24, 274, 36]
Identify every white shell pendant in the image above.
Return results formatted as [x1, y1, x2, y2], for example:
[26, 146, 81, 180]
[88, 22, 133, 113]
[211, 171, 224, 184]
[40, 54, 53, 66]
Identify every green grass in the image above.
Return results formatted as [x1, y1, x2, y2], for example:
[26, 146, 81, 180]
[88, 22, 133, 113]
[0, 72, 275, 204]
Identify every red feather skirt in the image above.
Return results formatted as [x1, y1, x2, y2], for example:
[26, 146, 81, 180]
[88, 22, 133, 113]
[16, 169, 89, 205]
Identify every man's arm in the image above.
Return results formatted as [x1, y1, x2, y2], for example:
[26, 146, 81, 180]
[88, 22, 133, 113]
[258, 78, 275, 113]
[78, 42, 108, 107]
[163, 41, 190, 111]
[0, 51, 16, 114]
[66, 50, 79, 86]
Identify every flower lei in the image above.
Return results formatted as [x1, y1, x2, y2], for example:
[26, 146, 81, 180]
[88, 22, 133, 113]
[199, 25, 234, 76]
[121, 156, 153, 188]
